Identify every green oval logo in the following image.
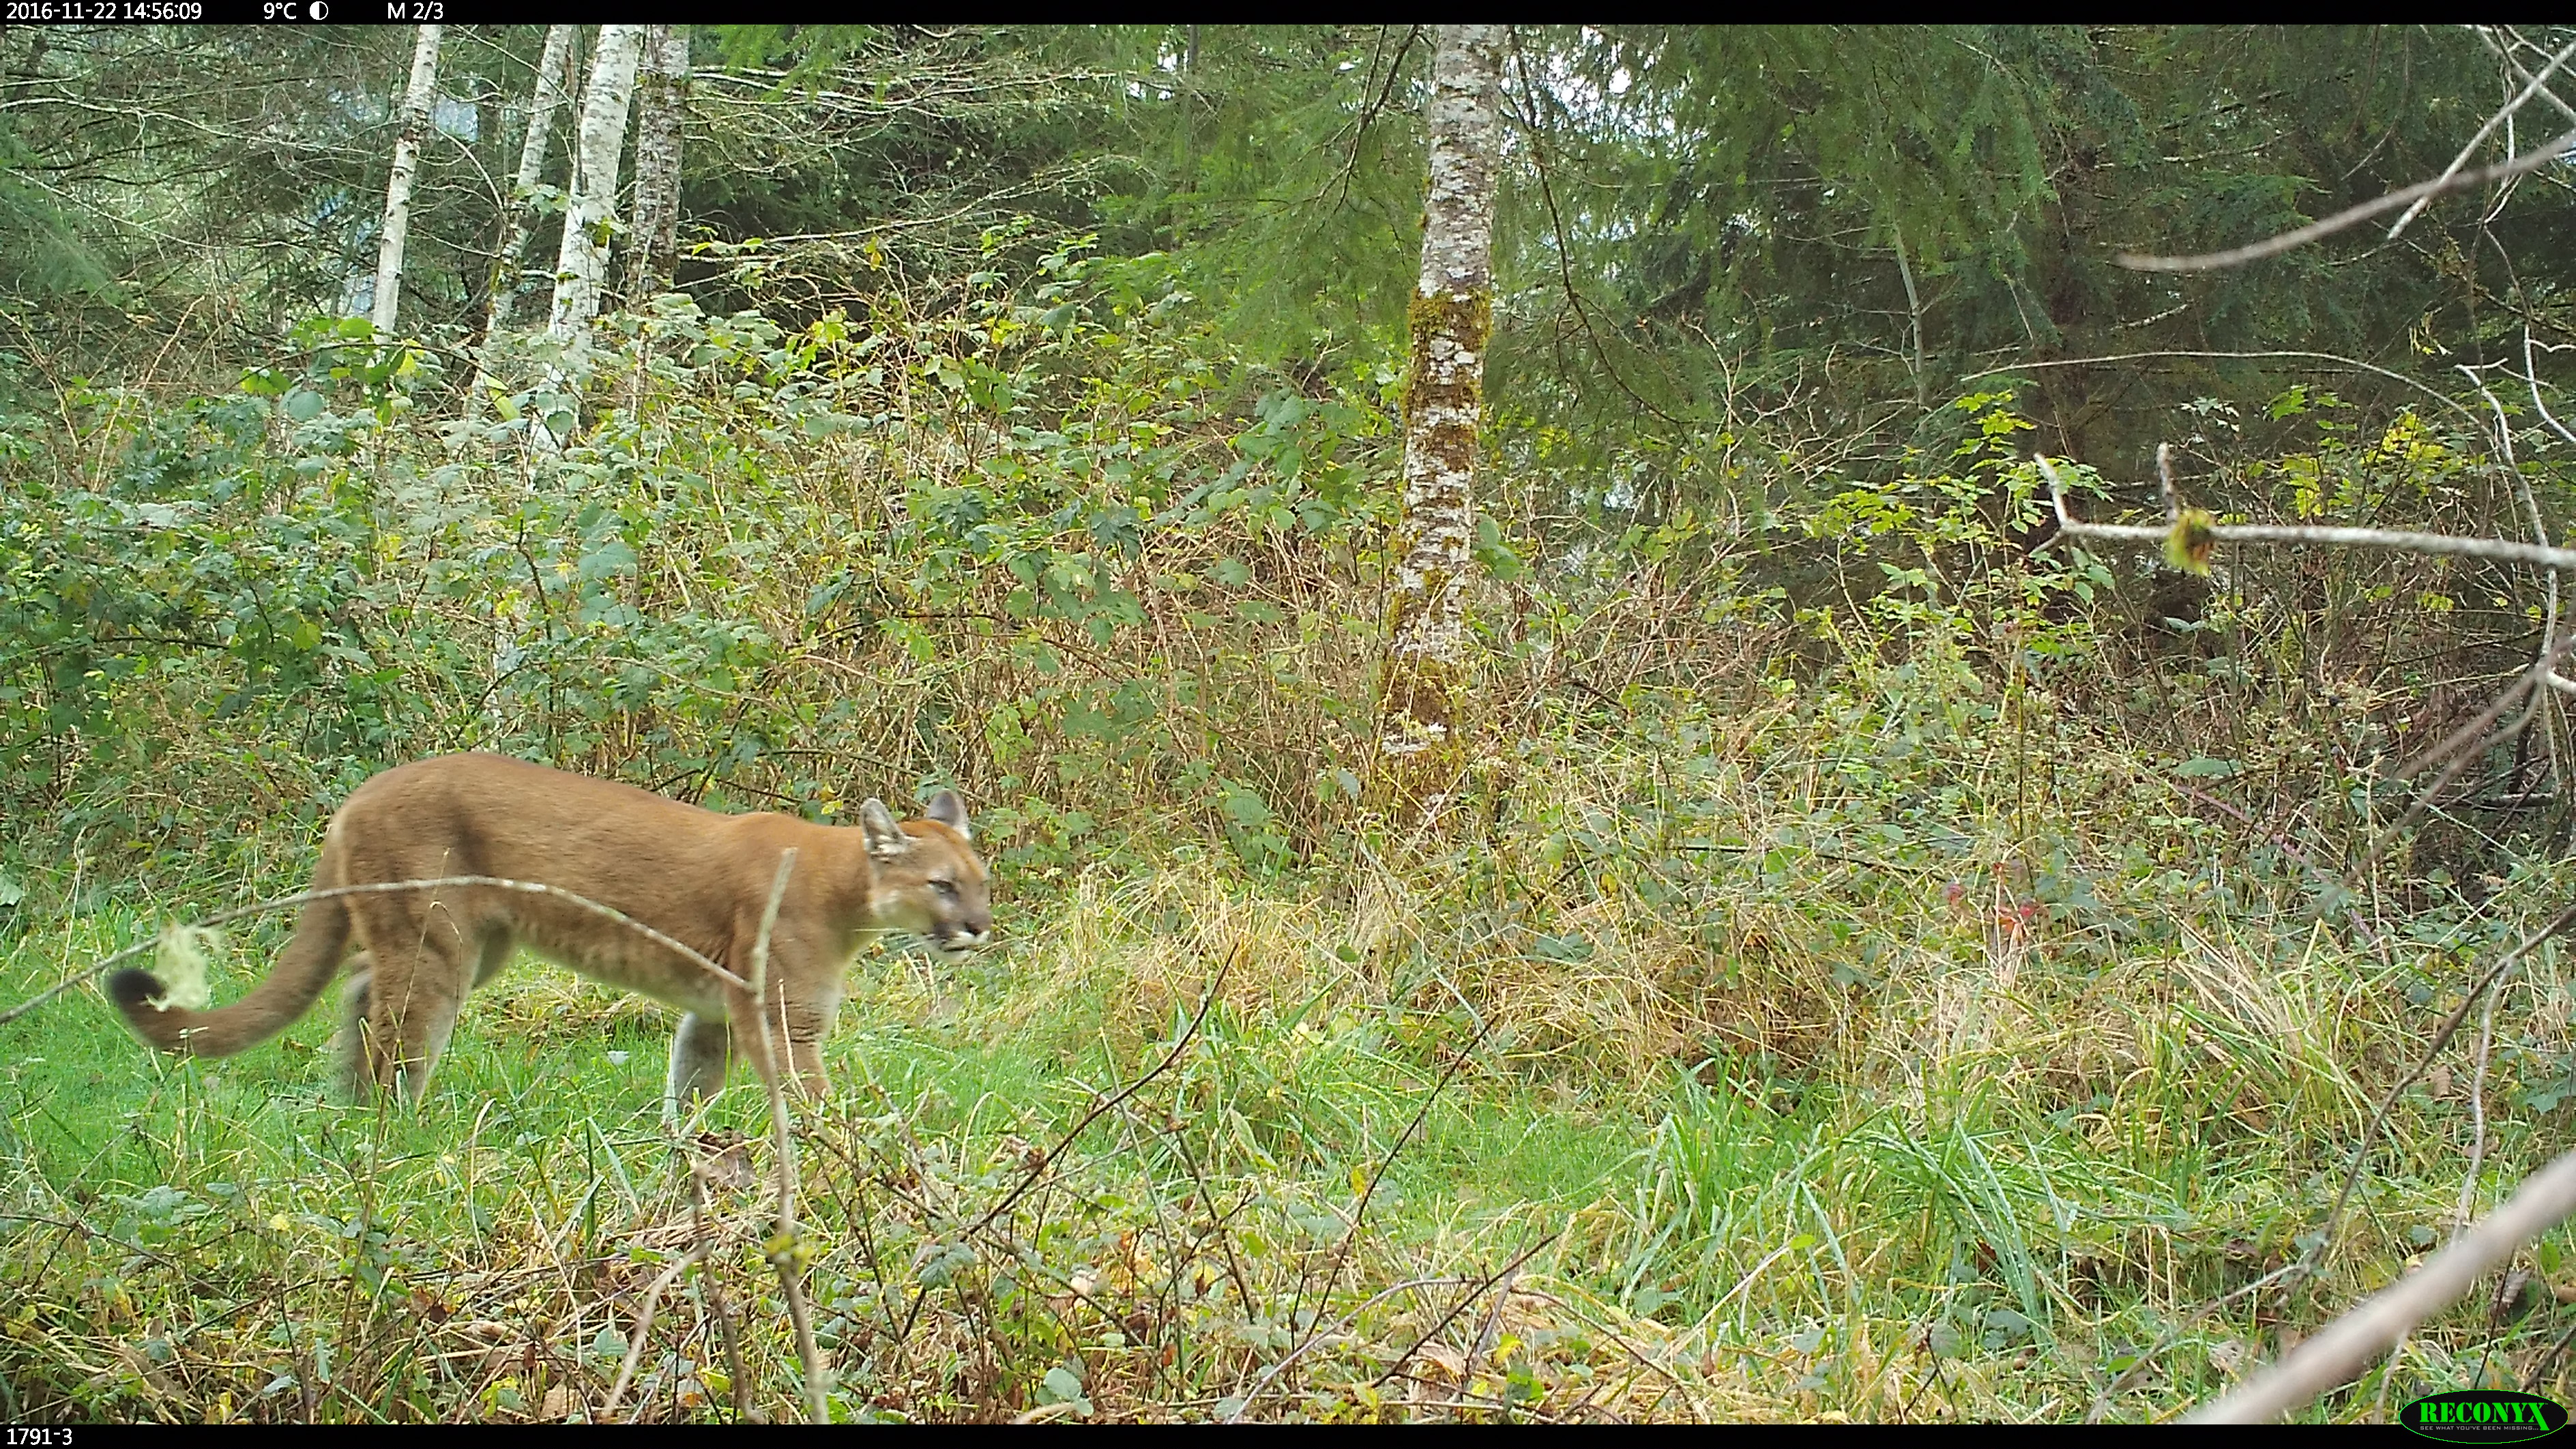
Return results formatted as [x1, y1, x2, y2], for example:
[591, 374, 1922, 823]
[2401, 1390, 2566, 1441]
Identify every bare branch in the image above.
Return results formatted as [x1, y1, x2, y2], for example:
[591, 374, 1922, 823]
[0, 873, 748, 1028]
[2387, 38, 2576, 240]
[2187, 1147, 2576, 1423]
[742, 848, 831, 1424]
[2478, 27, 2576, 126]
[2040, 452, 2576, 871]
[1963, 350, 2483, 429]
[2115, 123, 2576, 274]
[2038, 457, 2576, 574]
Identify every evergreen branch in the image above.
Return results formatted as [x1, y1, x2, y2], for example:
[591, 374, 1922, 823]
[1506, 29, 1688, 430]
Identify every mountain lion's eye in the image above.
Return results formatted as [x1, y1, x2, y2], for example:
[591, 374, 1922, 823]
[933, 879, 957, 896]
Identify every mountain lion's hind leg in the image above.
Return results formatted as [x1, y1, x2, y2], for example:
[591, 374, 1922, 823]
[665, 1013, 733, 1120]
[347, 897, 473, 1102]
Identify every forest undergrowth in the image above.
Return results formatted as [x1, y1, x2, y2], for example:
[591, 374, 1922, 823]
[4, 259, 2574, 1422]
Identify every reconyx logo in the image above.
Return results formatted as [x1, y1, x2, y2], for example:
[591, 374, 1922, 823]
[2401, 1390, 2566, 1442]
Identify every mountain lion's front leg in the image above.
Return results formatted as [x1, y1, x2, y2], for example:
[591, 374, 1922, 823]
[731, 988, 836, 1100]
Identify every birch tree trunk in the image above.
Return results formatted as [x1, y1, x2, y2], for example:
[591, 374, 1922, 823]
[1372, 23, 1505, 815]
[546, 23, 645, 341]
[485, 25, 576, 334]
[465, 23, 575, 413]
[621, 25, 688, 308]
[368, 25, 441, 340]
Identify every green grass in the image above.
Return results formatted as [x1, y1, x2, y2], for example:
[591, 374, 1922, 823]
[9, 823, 2576, 1423]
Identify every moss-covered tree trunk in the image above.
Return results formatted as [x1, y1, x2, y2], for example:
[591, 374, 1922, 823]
[368, 25, 441, 340]
[1373, 23, 1504, 817]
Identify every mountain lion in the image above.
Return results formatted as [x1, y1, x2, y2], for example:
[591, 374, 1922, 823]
[111, 753, 992, 1107]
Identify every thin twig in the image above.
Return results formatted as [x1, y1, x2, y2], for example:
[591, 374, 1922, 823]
[2188, 1148, 2576, 1423]
[1965, 351, 2481, 428]
[742, 847, 830, 1424]
[2115, 123, 2576, 272]
[1232, 1011, 1493, 1420]
[2458, 362, 2561, 692]
[963, 945, 1238, 1237]
[2392, 655, 2562, 782]
[2384, 42, 2576, 241]
[2480, 26, 2576, 126]
[1295, 1010, 1494, 1347]
[2311, 899, 2576, 1278]
[601, 1241, 710, 1421]
[686, 1152, 759, 1422]
[1358, 1229, 1565, 1399]
[1, 873, 748, 1028]
[1203, 1275, 1466, 1419]
[1469, 1257, 1526, 1386]
[2457, 986, 2500, 1240]
[2356, 664, 2558, 884]
[1512, 1286, 1706, 1421]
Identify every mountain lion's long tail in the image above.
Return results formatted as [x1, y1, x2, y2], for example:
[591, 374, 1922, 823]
[110, 893, 350, 1057]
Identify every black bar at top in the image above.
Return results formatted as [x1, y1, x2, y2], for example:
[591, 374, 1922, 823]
[1, 1, 722, 24]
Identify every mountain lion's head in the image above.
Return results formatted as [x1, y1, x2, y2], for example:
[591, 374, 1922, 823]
[859, 790, 993, 957]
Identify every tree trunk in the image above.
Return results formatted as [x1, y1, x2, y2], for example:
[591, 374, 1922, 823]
[368, 25, 441, 340]
[546, 23, 645, 341]
[485, 25, 576, 334]
[1371, 23, 1504, 817]
[465, 23, 575, 413]
[621, 25, 689, 308]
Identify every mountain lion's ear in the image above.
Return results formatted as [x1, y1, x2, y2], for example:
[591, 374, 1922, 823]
[860, 798, 911, 859]
[925, 789, 970, 840]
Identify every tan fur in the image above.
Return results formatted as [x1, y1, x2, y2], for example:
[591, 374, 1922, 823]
[111, 753, 992, 1107]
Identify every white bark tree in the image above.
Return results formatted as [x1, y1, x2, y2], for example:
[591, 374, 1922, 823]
[466, 23, 576, 413]
[368, 25, 442, 340]
[621, 25, 689, 307]
[484, 25, 576, 334]
[546, 23, 645, 341]
[1373, 24, 1505, 813]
